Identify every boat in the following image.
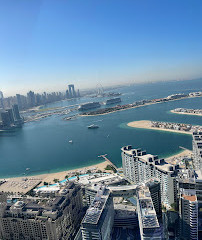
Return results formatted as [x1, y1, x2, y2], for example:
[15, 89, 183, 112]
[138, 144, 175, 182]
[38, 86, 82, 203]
[69, 140, 73, 143]
[88, 124, 99, 129]
[26, 168, 30, 171]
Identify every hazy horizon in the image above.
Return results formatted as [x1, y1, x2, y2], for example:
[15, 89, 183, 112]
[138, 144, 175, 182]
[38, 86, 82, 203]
[1, 0, 202, 96]
[1, 77, 202, 98]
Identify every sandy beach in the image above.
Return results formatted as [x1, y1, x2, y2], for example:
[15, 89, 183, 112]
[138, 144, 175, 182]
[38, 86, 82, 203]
[170, 110, 202, 117]
[0, 160, 110, 194]
[165, 149, 192, 165]
[127, 120, 192, 135]
[0, 118, 197, 194]
[38, 160, 110, 184]
[0, 149, 194, 194]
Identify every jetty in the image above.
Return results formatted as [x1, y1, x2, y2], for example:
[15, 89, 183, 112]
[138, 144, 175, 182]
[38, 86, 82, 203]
[98, 154, 117, 170]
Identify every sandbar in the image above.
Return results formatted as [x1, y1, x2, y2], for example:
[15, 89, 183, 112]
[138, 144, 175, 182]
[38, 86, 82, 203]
[170, 110, 202, 117]
[127, 120, 192, 135]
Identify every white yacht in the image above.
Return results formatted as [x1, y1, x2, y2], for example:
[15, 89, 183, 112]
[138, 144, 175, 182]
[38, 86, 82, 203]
[88, 124, 99, 129]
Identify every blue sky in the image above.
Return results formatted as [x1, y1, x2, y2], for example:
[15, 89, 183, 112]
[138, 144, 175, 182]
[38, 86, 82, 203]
[0, 0, 202, 96]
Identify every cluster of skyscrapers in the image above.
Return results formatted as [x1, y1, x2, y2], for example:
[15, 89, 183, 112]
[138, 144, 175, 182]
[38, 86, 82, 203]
[0, 104, 22, 129]
[79, 173, 163, 239]
[0, 84, 80, 110]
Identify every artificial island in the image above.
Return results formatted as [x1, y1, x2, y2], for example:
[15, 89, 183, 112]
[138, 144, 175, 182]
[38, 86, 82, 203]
[0, 86, 202, 239]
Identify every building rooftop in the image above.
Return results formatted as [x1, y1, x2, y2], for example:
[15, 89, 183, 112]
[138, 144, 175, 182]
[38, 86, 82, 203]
[121, 146, 146, 156]
[182, 194, 197, 202]
[122, 145, 177, 174]
[82, 186, 110, 225]
[139, 154, 176, 173]
[137, 186, 159, 229]
[108, 184, 137, 192]
[79, 173, 123, 186]
[1, 182, 79, 221]
[177, 169, 196, 183]
[114, 203, 137, 218]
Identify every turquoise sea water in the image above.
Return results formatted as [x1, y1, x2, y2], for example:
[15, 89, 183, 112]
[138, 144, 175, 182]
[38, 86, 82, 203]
[0, 79, 201, 178]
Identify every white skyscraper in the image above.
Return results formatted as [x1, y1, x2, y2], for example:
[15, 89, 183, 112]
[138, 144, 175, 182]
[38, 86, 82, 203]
[192, 131, 202, 171]
[121, 146, 178, 206]
[179, 189, 198, 240]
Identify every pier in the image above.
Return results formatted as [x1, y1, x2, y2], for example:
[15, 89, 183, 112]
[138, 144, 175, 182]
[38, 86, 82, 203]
[179, 146, 191, 151]
[98, 154, 117, 170]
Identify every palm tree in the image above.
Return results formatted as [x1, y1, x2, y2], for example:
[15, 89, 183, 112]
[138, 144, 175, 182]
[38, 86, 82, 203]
[53, 178, 59, 183]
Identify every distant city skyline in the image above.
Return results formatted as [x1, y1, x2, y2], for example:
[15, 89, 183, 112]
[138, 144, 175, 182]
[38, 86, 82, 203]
[0, 84, 81, 112]
[1, 77, 202, 98]
[1, 0, 202, 96]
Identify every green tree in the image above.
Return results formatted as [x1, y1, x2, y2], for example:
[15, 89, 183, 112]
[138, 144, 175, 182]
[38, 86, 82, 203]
[171, 202, 178, 211]
[105, 165, 117, 173]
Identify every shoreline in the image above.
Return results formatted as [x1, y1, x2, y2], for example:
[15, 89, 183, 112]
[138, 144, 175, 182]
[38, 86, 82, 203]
[0, 160, 110, 184]
[165, 149, 192, 164]
[0, 120, 193, 182]
[127, 120, 192, 135]
[0, 148, 192, 194]
[170, 110, 202, 117]
[1, 95, 200, 191]
[80, 101, 158, 117]
[80, 96, 202, 117]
